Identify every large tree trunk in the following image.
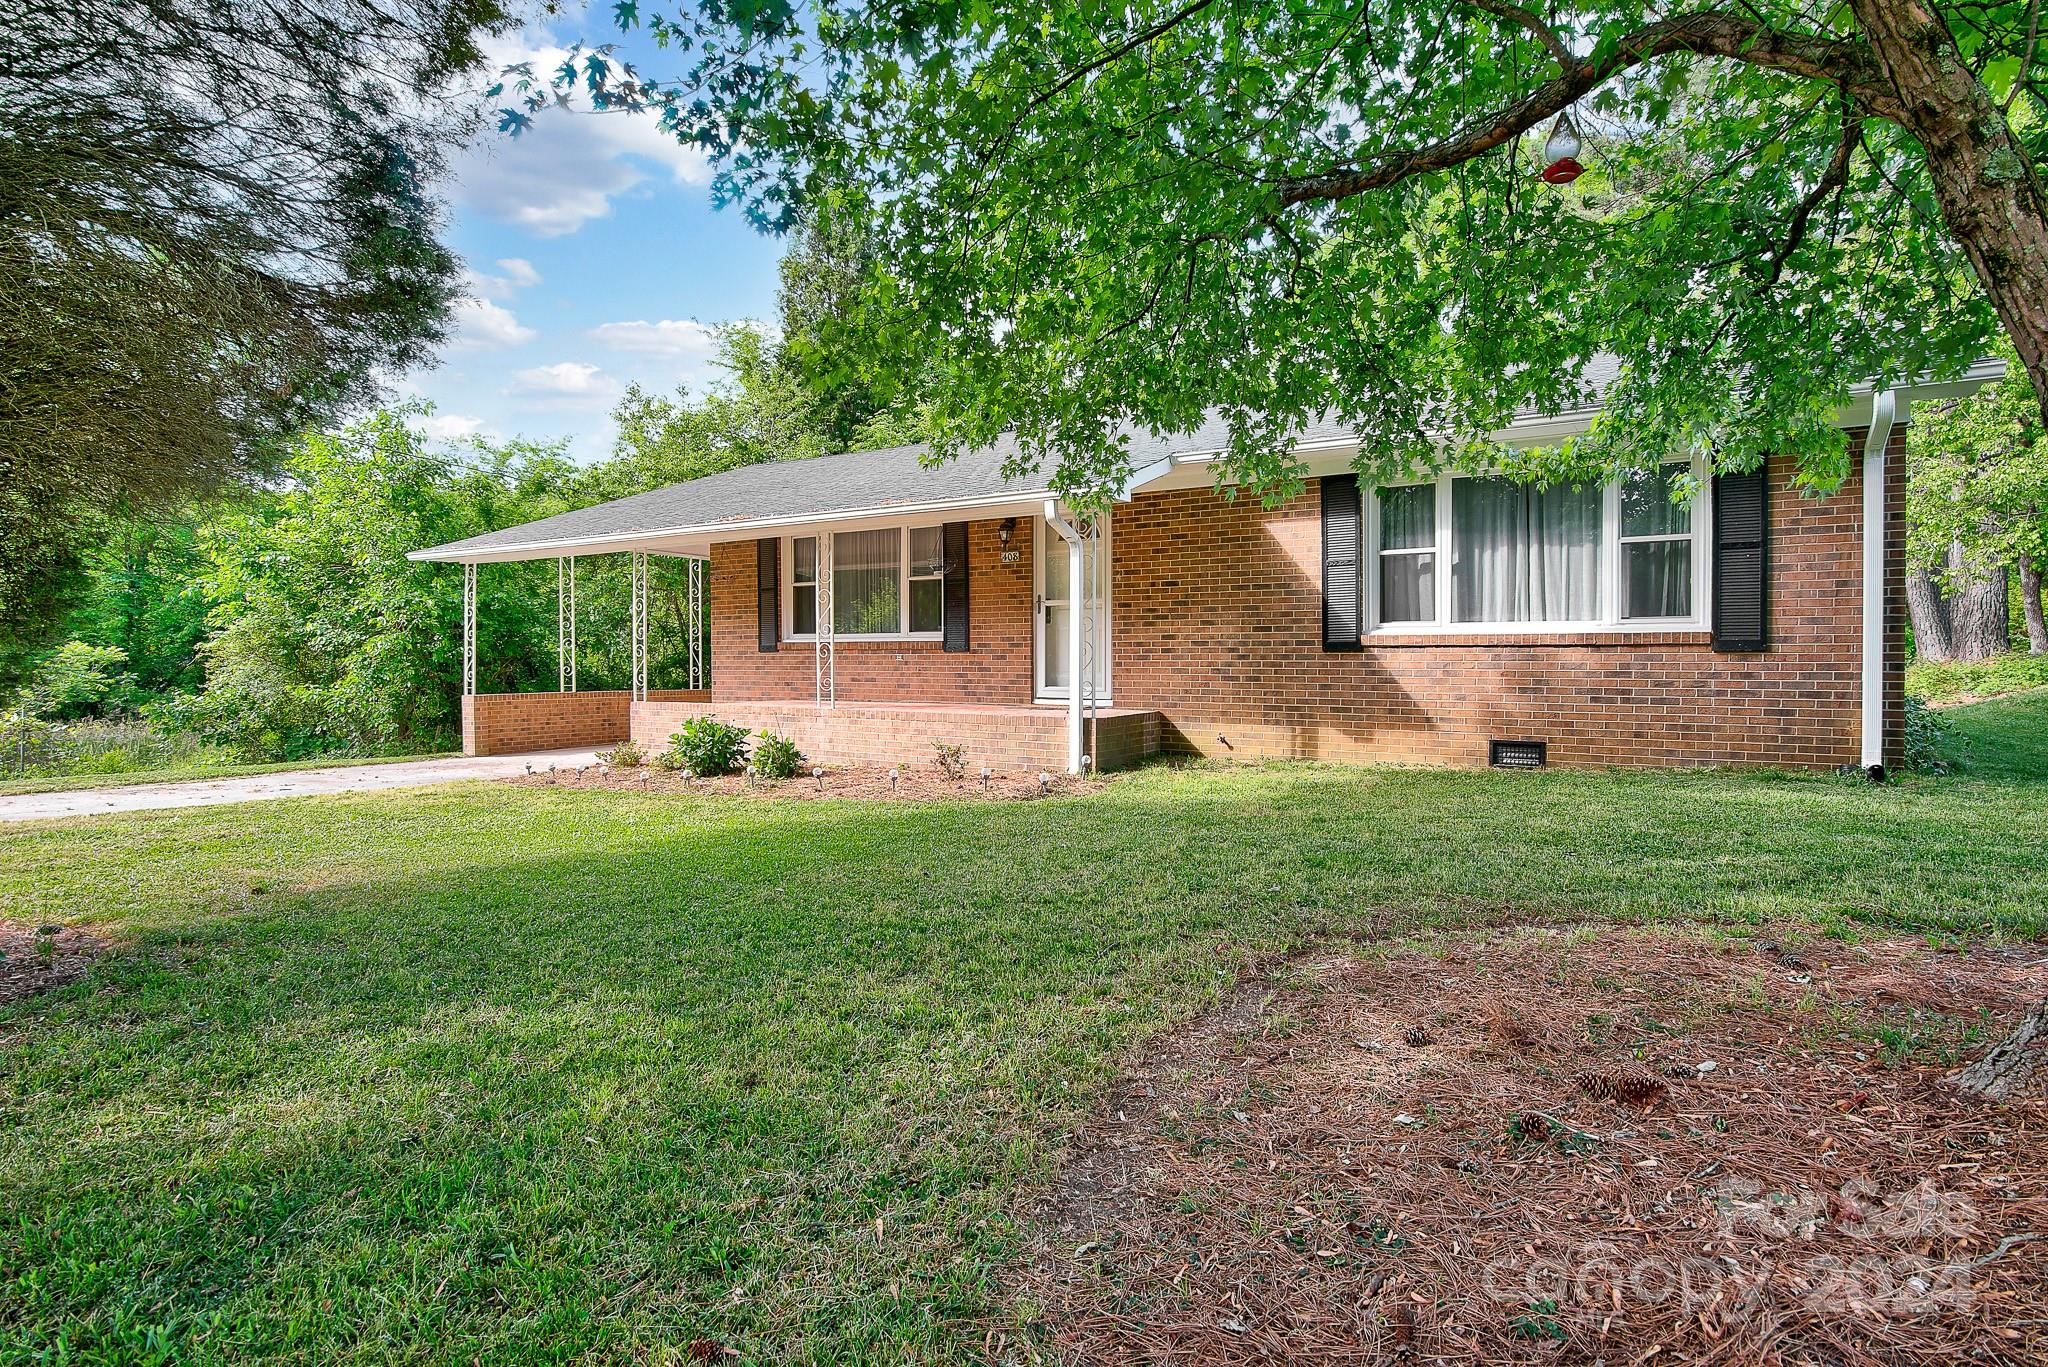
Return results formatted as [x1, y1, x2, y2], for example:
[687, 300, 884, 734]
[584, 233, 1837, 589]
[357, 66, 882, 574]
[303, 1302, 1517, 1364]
[1948, 545, 2011, 661]
[2022, 558, 2048, 654]
[1906, 566, 1956, 662]
[1955, 1000, 2048, 1101]
[1852, 0, 2048, 447]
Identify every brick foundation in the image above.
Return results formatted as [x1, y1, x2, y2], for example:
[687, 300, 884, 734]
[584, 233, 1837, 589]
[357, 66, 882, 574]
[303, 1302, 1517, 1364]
[631, 699, 1159, 773]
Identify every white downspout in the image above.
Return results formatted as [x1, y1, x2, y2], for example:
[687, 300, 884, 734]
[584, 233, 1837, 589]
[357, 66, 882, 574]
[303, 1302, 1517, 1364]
[1045, 501, 1085, 775]
[1861, 389, 1900, 776]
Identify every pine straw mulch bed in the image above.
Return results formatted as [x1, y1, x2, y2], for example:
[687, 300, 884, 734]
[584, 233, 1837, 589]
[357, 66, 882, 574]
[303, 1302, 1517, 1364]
[0, 919, 111, 1007]
[503, 762, 1102, 802]
[1005, 927, 2048, 1367]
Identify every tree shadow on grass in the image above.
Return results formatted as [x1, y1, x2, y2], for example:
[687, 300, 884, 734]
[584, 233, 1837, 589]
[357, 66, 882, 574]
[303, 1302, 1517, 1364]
[3, 766, 2048, 1362]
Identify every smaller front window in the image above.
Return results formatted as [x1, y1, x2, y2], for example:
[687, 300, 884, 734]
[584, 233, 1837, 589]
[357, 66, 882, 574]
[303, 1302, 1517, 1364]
[791, 536, 818, 635]
[908, 526, 945, 634]
[1619, 464, 1694, 620]
[1378, 483, 1437, 624]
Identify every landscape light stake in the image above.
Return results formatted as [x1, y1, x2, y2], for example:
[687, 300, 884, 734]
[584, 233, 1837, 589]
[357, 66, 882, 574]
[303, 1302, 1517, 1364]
[888, 767, 899, 793]
[745, 764, 757, 788]
[812, 765, 824, 792]
[980, 766, 990, 793]
[1037, 772, 1050, 795]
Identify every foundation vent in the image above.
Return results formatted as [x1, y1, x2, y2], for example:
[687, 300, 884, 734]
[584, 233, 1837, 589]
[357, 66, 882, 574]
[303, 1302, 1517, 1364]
[1489, 739, 1548, 770]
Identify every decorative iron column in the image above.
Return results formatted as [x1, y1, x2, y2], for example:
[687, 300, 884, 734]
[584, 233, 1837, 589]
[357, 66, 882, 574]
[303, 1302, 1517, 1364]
[815, 533, 835, 710]
[1067, 527, 1084, 773]
[630, 551, 648, 702]
[461, 562, 477, 697]
[686, 556, 706, 690]
[557, 556, 577, 693]
[1080, 514, 1101, 770]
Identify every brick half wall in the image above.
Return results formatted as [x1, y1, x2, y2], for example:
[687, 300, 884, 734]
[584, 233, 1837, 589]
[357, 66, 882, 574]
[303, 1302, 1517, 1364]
[463, 689, 709, 756]
[630, 700, 1158, 773]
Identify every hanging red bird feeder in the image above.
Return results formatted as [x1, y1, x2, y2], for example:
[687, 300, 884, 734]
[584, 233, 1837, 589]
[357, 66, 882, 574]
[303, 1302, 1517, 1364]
[1540, 110, 1585, 184]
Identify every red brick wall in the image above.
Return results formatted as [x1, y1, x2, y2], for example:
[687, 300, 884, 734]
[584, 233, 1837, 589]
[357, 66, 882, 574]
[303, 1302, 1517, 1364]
[711, 518, 1036, 703]
[463, 689, 708, 756]
[676, 431, 1902, 773]
[1111, 433, 1907, 770]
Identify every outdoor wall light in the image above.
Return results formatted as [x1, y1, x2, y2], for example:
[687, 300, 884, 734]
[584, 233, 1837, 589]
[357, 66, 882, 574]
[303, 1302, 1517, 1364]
[999, 517, 1017, 546]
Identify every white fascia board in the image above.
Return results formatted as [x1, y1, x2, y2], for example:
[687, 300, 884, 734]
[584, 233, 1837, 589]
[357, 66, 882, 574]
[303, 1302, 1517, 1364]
[407, 488, 1055, 564]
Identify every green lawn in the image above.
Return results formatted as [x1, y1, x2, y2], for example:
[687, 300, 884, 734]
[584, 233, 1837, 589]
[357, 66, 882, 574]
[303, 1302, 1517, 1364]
[1935, 685, 2048, 781]
[3, 702, 2046, 1364]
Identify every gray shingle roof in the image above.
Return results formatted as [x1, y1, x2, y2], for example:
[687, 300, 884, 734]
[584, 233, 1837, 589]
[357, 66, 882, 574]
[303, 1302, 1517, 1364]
[412, 358, 1640, 563]
[411, 411, 1367, 562]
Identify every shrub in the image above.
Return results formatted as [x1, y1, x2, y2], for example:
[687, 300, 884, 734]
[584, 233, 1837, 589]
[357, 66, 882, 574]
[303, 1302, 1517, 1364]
[752, 730, 804, 779]
[931, 740, 967, 781]
[1901, 695, 1954, 774]
[597, 740, 644, 768]
[670, 716, 750, 775]
[0, 714, 229, 778]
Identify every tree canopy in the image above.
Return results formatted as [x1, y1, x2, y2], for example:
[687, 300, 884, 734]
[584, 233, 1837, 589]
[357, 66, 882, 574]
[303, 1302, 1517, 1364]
[527, 0, 2048, 502]
[1, 0, 513, 658]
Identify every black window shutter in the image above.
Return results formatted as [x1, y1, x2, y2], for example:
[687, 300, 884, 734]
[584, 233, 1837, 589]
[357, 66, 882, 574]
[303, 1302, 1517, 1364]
[1321, 474, 1364, 651]
[1712, 467, 1771, 652]
[756, 537, 779, 652]
[942, 521, 970, 653]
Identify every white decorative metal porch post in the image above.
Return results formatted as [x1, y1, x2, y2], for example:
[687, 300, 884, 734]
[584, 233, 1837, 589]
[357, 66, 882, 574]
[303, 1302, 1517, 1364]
[629, 551, 648, 702]
[461, 561, 477, 697]
[815, 532, 835, 710]
[1081, 516, 1101, 770]
[686, 556, 706, 690]
[557, 556, 577, 693]
[1067, 524, 1084, 775]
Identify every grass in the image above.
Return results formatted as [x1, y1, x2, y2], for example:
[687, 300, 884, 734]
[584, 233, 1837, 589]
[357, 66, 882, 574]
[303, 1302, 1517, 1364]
[1907, 648, 2048, 704]
[0, 751, 457, 797]
[1930, 685, 2048, 781]
[2, 699, 2045, 1364]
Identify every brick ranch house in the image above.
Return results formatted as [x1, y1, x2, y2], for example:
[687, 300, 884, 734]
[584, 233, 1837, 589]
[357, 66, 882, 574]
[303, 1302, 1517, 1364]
[412, 367, 1995, 777]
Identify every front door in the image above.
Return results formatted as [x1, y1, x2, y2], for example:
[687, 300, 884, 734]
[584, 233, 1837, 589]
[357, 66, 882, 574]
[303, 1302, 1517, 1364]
[1035, 515, 1110, 701]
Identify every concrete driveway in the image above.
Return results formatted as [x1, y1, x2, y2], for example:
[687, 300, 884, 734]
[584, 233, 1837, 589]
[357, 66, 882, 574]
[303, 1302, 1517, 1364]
[0, 749, 602, 823]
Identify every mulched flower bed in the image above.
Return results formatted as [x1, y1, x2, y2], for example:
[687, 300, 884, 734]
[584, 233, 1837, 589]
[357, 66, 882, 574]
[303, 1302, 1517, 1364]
[503, 762, 1101, 802]
[1007, 927, 2048, 1366]
[0, 920, 110, 1006]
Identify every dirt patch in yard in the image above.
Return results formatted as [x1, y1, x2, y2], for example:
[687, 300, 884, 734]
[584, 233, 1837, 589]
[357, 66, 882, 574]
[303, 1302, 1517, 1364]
[1008, 928, 2048, 1366]
[504, 762, 1102, 802]
[0, 919, 111, 1006]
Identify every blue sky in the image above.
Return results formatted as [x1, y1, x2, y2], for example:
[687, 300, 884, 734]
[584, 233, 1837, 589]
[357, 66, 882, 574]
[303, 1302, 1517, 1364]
[397, 27, 787, 462]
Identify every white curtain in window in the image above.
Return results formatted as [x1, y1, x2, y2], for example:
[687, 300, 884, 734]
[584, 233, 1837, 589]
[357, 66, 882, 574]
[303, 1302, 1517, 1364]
[834, 529, 901, 634]
[1453, 478, 1601, 622]
[1530, 483, 1602, 620]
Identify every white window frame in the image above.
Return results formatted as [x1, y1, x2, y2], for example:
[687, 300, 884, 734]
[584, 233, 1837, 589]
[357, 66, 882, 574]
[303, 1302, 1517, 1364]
[1364, 458, 1710, 634]
[782, 524, 949, 643]
[1614, 461, 1704, 626]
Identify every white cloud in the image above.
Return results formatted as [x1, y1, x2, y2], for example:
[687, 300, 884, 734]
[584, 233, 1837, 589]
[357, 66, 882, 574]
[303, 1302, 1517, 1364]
[504, 361, 623, 410]
[453, 37, 712, 238]
[587, 318, 723, 360]
[448, 296, 537, 350]
[467, 258, 542, 300]
[414, 412, 488, 441]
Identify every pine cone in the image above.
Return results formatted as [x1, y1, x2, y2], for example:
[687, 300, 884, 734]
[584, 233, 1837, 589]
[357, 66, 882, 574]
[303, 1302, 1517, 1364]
[1573, 1067, 1667, 1106]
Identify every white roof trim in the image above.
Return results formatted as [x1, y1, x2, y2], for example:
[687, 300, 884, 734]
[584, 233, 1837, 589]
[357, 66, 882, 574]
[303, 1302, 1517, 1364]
[414, 360, 2009, 564]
